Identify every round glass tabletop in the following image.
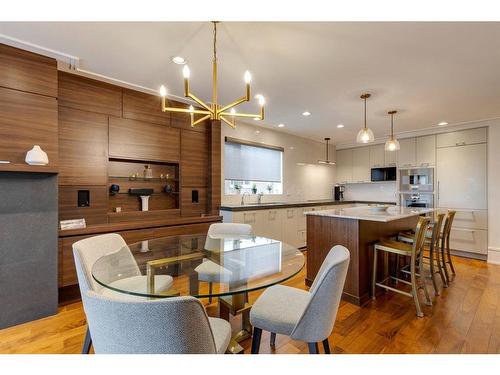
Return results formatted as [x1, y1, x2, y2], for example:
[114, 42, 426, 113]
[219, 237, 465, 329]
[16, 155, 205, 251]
[91, 234, 305, 299]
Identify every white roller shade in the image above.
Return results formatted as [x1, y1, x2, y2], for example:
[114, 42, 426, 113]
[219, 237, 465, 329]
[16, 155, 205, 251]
[224, 140, 282, 182]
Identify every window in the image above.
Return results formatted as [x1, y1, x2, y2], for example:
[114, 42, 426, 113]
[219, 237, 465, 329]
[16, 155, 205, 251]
[224, 137, 283, 195]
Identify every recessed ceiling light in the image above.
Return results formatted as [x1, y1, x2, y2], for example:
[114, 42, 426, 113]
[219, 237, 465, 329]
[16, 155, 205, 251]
[438, 121, 448, 126]
[278, 123, 285, 128]
[171, 56, 186, 65]
[296, 162, 307, 166]
[337, 124, 345, 128]
[302, 111, 311, 116]
[255, 130, 260, 134]
[289, 146, 295, 150]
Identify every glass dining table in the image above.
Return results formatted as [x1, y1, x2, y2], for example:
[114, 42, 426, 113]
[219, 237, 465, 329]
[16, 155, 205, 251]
[91, 233, 305, 353]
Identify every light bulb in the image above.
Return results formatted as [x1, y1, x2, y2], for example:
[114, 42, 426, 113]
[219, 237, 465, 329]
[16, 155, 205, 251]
[255, 94, 265, 107]
[230, 108, 236, 115]
[356, 128, 375, 143]
[385, 138, 400, 151]
[188, 105, 194, 113]
[183, 65, 191, 79]
[159, 85, 167, 97]
[244, 70, 252, 84]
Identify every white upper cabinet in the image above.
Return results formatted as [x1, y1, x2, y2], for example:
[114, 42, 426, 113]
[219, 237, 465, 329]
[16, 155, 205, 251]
[436, 127, 487, 148]
[369, 144, 385, 168]
[397, 138, 416, 167]
[416, 135, 436, 166]
[352, 147, 371, 183]
[384, 148, 397, 166]
[336, 149, 353, 184]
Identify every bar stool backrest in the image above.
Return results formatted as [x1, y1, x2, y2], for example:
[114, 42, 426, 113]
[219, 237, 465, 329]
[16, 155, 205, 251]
[430, 213, 445, 252]
[442, 210, 456, 244]
[413, 217, 431, 257]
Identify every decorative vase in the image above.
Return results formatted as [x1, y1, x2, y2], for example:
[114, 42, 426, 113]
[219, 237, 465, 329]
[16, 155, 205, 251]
[143, 165, 153, 179]
[25, 145, 49, 166]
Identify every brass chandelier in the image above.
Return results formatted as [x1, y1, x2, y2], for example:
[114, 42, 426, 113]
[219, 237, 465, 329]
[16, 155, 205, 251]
[159, 21, 265, 128]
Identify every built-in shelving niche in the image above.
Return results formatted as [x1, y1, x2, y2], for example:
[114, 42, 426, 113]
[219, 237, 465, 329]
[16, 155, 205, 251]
[107, 158, 180, 223]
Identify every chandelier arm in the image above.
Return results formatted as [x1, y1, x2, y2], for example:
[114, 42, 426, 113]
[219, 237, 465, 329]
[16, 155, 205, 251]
[217, 95, 249, 116]
[161, 106, 211, 116]
[185, 93, 213, 113]
[220, 111, 261, 119]
[220, 115, 236, 129]
[191, 114, 212, 127]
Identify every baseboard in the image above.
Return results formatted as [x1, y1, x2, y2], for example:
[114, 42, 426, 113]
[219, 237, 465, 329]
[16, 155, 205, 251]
[450, 249, 487, 261]
[487, 247, 500, 265]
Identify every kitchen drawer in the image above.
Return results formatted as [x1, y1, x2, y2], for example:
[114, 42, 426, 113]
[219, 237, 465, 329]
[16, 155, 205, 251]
[437, 127, 487, 148]
[437, 208, 487, 230]
[449, 228, 488, 255]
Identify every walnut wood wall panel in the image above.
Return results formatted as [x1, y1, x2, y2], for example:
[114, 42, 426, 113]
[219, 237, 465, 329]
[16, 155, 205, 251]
[0, 44, 57, 97]
[58, 107, 108, 185]
[58, 221, 216, 287]
[0, 87, 58, 165]
[59, 186, 108, 225]
[58, 72, 122, 116]
[122, 89, 170, 125]
[108, 209, 181, 223]
[109, 117, 180, 162]
[181, 187, 207, 217]
[181, 129, 208, 187]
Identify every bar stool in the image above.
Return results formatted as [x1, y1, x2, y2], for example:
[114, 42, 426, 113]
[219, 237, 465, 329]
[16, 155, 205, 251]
[398, 213, 446, 295]
[372, 216, 431, 318]
[440, 211, 457, 283]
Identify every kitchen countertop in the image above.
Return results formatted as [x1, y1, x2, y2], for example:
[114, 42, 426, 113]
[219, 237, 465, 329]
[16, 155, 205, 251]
[305, 206, 433, 222]
[220, 199, 397, 212]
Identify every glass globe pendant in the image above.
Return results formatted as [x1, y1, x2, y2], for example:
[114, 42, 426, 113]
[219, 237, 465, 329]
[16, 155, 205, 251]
[384, 110, 400, 151]
[356, 93, 375, 143]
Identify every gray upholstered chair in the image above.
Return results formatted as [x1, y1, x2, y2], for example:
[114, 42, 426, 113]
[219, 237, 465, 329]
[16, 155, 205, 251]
[73, 233, 174, 353]
[250, 245, 350, 354]
[195, 223, 253, 303]
[82, 291, 231, 354]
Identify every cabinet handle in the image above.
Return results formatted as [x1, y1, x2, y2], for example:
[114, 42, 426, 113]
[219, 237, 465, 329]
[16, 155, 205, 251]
[437, 181, 440, 202]
[455, 142, 466, 146]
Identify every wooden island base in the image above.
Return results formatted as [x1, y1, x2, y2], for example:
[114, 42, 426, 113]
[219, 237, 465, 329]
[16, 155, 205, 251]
[306, 214, 419, 306]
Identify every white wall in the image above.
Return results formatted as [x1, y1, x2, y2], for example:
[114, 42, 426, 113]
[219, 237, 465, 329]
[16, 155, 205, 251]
[221, 122, 336, 204]
[343, 182, 398, 203]
[488, 121, 500, 264]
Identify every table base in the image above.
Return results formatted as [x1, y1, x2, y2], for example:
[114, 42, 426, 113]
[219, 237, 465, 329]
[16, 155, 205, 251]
[219, 293, 252, 354]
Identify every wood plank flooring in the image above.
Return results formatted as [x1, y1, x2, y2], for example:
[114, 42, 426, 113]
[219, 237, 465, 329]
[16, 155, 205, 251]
[1, 253, 499, 354]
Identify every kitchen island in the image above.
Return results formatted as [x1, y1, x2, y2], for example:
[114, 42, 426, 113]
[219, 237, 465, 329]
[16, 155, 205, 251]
[306, 206, 433, 306]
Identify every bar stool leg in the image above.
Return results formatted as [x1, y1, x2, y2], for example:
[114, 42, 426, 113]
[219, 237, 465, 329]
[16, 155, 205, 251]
[411, 253, 424, 318]
[419, 251, 432, 306]
[372, 247, 378, 300]
[429, 245, 440, 296]
[446, 236, 456, 276]
[441, 241, 450, 284]
[434, 238, 448, 288]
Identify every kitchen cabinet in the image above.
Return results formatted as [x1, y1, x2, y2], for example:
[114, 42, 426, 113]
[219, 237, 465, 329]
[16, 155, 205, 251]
[336, 149, 353, 184]
[384, 148, 397, 167]
[352, 147, 371, 183]
[397, 138, 416, 168]
[416, 135, 436, 166]
[369, 144, 385, 168]
[437, 127, 487, 148]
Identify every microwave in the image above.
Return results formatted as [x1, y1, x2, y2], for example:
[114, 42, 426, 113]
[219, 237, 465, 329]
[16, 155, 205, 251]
[371, 167, 397, 182]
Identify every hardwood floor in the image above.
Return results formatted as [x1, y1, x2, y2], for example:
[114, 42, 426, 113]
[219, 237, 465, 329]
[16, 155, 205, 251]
[0, 253, 499, 354]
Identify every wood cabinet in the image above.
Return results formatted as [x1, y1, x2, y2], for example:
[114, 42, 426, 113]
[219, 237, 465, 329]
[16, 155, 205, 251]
[397, 138, 416, 167]
[109, 117, 180, 162]
[0, 87, 58, 166]
[336, 149, 353, 184]
[0, 44, 57, 98]
[369, 144, 385, 168]
[58, 107, 108, 185]
[181, 187, 207, 217]
[416, 135, 436, 166]
[122, 89, 170, 126]
[181, 130, 208, 187]
[437, 127, 487, 148]
[352, 147, 370, 183]
[59, 185, 108, 225]
[58, 72, 122, 117]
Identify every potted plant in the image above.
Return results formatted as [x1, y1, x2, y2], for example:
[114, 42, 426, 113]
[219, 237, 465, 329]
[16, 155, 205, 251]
[251, 183, 258, 194]
[233, 183, 241, 194]
[266, 184, 273, 194]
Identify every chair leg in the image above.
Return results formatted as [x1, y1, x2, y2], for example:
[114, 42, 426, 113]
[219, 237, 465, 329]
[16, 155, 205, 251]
[441, 244, 450, 284]
[434, 239, 448, 288]
[270, 332, 276, 347]
[372, 247, 378, 300]
[411, 254, 424, 318]
[208, 282, 213, 304]
[322, 338, 331, 354]
[429, 246, 440, 296]
[82, 326, 92, 354]
[308, 342, 319, 354]
[446, 237, 456, 276]
[251, 327, 262, 354]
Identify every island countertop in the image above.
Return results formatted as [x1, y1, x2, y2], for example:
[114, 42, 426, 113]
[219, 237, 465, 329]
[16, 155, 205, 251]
[305, 206, 434, 222]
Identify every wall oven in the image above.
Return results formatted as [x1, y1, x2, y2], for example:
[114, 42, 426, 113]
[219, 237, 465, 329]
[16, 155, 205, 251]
[400, 192, 434, 208]
[399, 167, 434, 192]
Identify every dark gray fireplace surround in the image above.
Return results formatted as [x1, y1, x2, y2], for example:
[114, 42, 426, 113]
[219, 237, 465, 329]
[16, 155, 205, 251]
[0, 172, 58, 329]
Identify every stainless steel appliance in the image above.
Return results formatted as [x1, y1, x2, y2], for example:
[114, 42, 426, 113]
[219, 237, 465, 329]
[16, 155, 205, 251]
[334, 185, 345, 201]
[371, 167, 397, 182]
[399, 167, 434, 192]
[400, 192, 434, 208]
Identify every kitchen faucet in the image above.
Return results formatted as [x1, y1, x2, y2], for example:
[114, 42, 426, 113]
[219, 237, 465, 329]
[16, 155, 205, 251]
[241, 192, 250, 205]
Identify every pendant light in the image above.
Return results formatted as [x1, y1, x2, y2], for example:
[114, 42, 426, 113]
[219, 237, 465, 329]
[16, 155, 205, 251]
[384, 110, 400, 151]
[318, 137, 335, 165]
[356, 93, 375, 143]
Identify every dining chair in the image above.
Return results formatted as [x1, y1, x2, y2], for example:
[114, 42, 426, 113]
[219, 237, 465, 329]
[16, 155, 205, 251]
[195, 223, 253, 303]
[249, 245, 350, 354]
[82, 291, 231, 354]
[372, 216, 431, 317]
[72, 233, 174, 353]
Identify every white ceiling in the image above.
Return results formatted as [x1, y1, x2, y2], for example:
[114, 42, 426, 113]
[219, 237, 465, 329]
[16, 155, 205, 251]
[1, 22, 500, 144]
